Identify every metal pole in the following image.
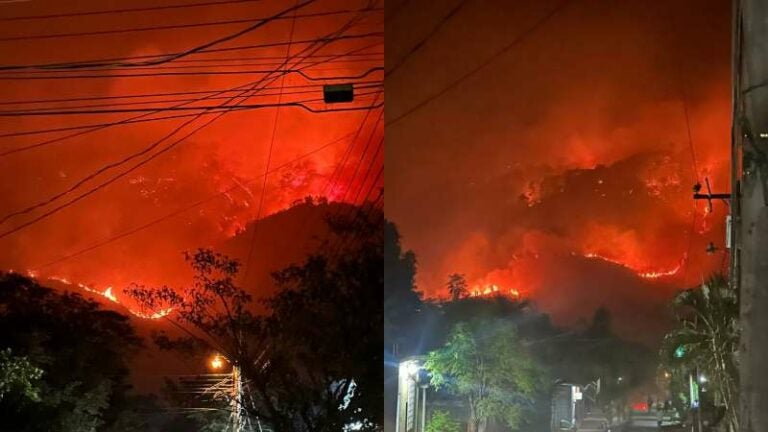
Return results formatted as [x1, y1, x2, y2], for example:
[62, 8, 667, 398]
[395, 369, 402, 432]
[420, 386, 427, 432]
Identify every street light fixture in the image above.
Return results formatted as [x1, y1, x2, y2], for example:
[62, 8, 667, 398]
[207, 354, 246, 432]
[405, 361, 421, 377]
[210, 354, 225, 370]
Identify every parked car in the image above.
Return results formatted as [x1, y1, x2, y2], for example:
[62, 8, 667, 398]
[658, 410, 684, 430]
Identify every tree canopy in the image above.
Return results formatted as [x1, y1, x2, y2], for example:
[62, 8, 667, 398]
[0, 272, 143, 432]
[661, 274, 738, 431]
[126, 209, 383, 432]
[425, 318, 545, 432]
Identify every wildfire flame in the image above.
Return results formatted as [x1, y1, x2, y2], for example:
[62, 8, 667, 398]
[583, 252, 684, 280]
[37, 273, 172, 320]
[469, 284, 521, 298]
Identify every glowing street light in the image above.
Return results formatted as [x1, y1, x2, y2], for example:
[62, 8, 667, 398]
[698, 374, 708, 384]
[207, 354, 245, 432]
[210, 354, 225, 370]
[404, 361, 421, 377]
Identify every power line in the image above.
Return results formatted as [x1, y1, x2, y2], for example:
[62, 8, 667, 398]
[0, 46, 382, 158]
[385, 0, 470, 77]
[0, 91, 377, 226]
[386, 0, 573, 127]
[0, 32, 383, 71]
[324, 169, 384, 263]
[0, 42, 383, 145]
[243, 0, 299, 282]
[0, 65, 384, 81]
[0, 9, 378, 238]
[0, 80, 382, 106]
[350, 137, 383, 205]
[322, 104, 382, 199]
[317, 108, 384, 259]
[0, 58, 383, 75]
[155, 51, 383, 64]
[0, 112, 224, 139]
[0, 87, 383, 113]
[0, 86, 382, 157]
[1, 0, 268, 21]
[0, 7, 382, 43]
[681, 88, 699, 180]
[0, 93, 383, 117]
[0, 0, 318, 69]
[338, 110, 384, 203]
[292, 98, 383, 255]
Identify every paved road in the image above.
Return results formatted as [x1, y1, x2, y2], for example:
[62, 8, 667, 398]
[622, 411, 659, 431]
[578, 409, 610, 432]
[579, 409, 662, 431]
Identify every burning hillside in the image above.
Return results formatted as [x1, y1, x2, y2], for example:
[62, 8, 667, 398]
[0, 0, 383, 300]
[385, 0, 731, 339]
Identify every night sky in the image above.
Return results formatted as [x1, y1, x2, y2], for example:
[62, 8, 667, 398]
[385, 0, 731, 341]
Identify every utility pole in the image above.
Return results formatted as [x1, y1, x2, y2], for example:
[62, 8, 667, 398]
[735, 1, 768, 431]
[232, 363, 247, 432]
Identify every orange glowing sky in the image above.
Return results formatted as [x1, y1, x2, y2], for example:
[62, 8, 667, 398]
[385, 0, 730, 339]
[0, 0, 383, 314]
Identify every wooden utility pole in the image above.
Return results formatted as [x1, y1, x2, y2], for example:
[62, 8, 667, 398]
[735, 1, 768, 431]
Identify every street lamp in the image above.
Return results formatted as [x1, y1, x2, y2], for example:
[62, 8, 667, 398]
[210, 354, 225, 370]
[396, 358, 429, 432]
[405, 361, 421, 377]
[207, 354, 245, 432]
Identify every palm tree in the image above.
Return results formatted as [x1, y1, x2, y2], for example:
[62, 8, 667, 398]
[661, 274, 739, 432]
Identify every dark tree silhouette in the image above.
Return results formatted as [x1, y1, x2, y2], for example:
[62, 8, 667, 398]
[446, 273, 468, 301]
[0, 272, 142, 432]
[126, 207, 383, 432]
